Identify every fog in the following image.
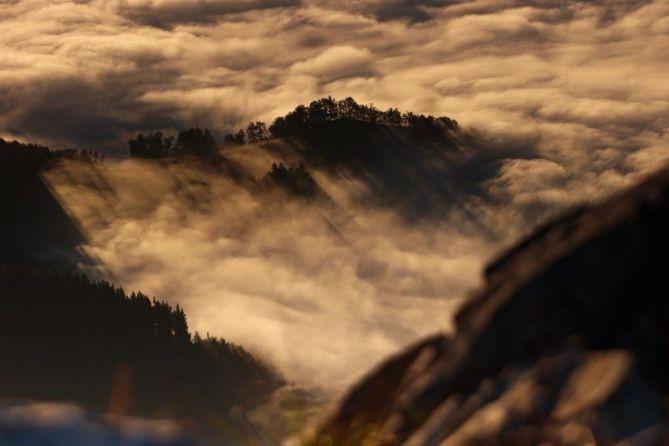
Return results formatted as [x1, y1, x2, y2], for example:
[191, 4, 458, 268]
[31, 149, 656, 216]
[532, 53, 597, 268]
[44, 142, 495, 391]
[5, 0, 669, 393]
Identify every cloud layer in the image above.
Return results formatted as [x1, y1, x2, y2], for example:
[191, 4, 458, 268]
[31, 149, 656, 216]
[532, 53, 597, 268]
[44, 154, 486, 390]
[1, 0, 666, 160]
[3, 0, 669, 391]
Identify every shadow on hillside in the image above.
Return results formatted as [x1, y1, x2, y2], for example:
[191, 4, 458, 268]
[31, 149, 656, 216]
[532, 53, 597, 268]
[0, 139, 93, 271]
[265, 120, 530, 237]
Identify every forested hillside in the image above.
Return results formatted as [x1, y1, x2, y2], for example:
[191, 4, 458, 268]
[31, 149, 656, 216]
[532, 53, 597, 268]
[0, 138, 284, 443]
[0, 138, 98, 268]
[0, 266, 282, 417]
[0, 98, 485, 443]
[127, 97, 476, 219]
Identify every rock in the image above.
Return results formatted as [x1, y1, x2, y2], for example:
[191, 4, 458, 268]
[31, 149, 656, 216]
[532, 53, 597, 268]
[0, 402, 201, 446]
[312, 164, 669, 445]
[316, 335, 449, 446]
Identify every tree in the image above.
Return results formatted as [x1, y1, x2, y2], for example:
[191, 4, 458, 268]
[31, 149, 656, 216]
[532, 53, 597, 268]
[269, 105, 309, 137]
[287, 105, 309, 128]
[308, 97, 337, 124]
[267, 96, 458, 137]
[263, 161, 319, 197]
[383, 108, 402, 126]
[246, 121, 269, 144]
[268, 117, 287, 138]
[0, 265, 283, 427]
[224, 129, 246, 145]
[128, 132, 173, 158]
[359, 104, 380, 123]
[437, 116, 459, 130]
[175, 127, 217, 155]
[337, 97, 360, 120]
[171, 305, 190, 345]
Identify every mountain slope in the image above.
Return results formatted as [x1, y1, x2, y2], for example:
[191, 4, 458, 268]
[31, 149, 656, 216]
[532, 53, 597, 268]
[0, 138, 92, 269]
[0, 265, 283, 441]
[0, 139, 285, 443]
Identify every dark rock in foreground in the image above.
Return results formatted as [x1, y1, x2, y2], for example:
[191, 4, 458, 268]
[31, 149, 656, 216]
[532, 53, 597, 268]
[0, 402, 201, 446]
[313, 165, 669, 445]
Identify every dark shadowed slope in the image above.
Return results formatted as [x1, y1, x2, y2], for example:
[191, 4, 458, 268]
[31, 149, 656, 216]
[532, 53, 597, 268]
[269, 119, 465, 219]
[0, 138, 285, 444]
[0, 138, 93, 270]
[0, 266, 283, 443]
[258, 98, 493, 221]
[131, 98, 529, 225]
[313, 163, 669, 445]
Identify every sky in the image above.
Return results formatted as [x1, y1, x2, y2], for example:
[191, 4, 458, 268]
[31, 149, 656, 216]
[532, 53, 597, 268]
[1, 0, 667, 156]
[3, 0, 669, 391]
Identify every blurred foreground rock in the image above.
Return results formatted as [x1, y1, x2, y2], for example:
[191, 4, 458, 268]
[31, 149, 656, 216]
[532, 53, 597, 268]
[314, 165, 669, 445]
[0, 402, 200, 446]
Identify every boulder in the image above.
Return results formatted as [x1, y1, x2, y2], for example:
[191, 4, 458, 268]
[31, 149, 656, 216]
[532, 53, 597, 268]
[313, 165, 669, 445]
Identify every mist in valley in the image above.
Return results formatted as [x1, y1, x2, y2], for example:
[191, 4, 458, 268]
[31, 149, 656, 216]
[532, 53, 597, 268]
[44, 136, 496, 392]
[2, 2, 668, 443]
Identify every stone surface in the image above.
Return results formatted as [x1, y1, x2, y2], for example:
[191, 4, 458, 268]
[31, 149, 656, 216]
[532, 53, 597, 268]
[0, 401, 201, 446]
[313, 165, 669, 446]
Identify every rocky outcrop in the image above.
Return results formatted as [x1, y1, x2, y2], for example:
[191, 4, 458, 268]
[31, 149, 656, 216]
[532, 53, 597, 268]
[0, 402, 201, 446]
[313, 165, 669, 446]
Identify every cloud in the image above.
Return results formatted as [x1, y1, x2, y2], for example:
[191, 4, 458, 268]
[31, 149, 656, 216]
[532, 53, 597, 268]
[44, 154, 487, 390]
[293, 45, 377, 82]
[2, 0, 669, 393]
[311, 0, 459, 22]
[3, 0, 666, 157]
[118, 0, 302, 27]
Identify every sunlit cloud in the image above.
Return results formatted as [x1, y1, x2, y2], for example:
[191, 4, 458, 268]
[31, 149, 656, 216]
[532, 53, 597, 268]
[3, 0, 669, 392]
[44, 155, 484, 390]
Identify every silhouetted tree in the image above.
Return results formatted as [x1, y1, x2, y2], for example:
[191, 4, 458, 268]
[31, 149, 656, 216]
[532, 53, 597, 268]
[308, 97, 337, 123]
[269, 105, 309, 137]
[175, 127, 217, 155]
[224, 129, 246, 145]
[268, 97, 458, 138]
[234, 129, 245, 144]
[123, 99, 459, 154]
[0, 139, 102, 268]
[245, 121, 269, 144]
[128, 132, 173, 158]
[337, 97, 360, 119]
[383, 108, 402, 126]
[261, 161, 320, 197]
[61, 148, 105, 163]
[172, 304, 190, 345]
[0, 265, 283, 421]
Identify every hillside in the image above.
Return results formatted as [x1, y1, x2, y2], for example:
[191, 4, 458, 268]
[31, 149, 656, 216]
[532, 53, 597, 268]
[0, 265, 283, 441]
[264, 118, 468, 219]
[0, 138, 285, 443]
[0, 138, 93, 269]
[128, 97, 492, 221]
[0, 98, 558, 444]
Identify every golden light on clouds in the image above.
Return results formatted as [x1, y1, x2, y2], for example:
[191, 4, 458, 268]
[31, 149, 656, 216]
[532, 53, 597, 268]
[3, 0, 668, 391]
